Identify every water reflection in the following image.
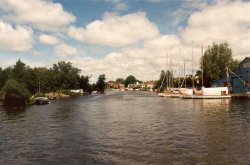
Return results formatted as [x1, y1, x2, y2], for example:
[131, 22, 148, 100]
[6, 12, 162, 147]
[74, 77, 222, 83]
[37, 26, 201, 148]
[0, 92, 249, 164]
[0, 106, 27, 122]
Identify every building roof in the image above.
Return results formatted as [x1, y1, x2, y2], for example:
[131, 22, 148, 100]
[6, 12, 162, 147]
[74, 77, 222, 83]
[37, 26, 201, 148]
[239, 57, 250, 66]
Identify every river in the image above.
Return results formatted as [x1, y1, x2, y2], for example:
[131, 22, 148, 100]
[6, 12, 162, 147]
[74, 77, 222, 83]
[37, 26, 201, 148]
[0, 91, 249, 165]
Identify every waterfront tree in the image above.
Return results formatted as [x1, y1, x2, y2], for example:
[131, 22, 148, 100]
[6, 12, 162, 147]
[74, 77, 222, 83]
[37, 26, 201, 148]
[1, 79, 31, 107]
[51, 61, 81, 90]
[80, 75, 92, 93]
[96, 74, 106, 93]
[24, 67, 38, 94]
[201, 42, 239, 86]
[124, 75, 137, 87]
[115, 78, 125, 84]
[0, 67, 12, 90]
[12, 59, 26, 82]
[154, 70, 173, 91]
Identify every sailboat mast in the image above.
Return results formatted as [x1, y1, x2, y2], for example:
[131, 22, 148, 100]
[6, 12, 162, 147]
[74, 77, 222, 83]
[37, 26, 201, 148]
[192, 41, 194, 90]
[166, 52, 168, 90]
[166, 52, 169, 90]
[170, 48, 173, 88]
[201, 44, 204, 87]
[178, 48, 181, 88]
[184, 61, 186, 88]
[168, 48, 170, 90]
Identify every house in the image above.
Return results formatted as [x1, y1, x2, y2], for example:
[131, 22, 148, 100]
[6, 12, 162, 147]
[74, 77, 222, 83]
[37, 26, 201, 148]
[106, 81, 125, 90]
[106, 81, 117, 89]
[128, 81, 141, 89]
[141, 81, 155, 89]
[213, 57, 250, 94]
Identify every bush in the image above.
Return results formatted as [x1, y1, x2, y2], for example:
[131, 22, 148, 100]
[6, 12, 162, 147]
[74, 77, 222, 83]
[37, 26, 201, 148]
[1, 79, 31, 107]
[56, 89, 77, 97]
[35, 92, 46, 97]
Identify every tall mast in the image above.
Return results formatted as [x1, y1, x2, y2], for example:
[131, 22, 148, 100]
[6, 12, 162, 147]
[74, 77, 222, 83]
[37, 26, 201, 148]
[166, 52, 168, 90]
[178, 48, 181, 88]
[168, 48, 171, 90]
[184, 61, 186, 88]
[192, 41, 194, 90]
[170, 48, 173, 88]
[166, 52, 169, 90]
[201, 44, 204, 87]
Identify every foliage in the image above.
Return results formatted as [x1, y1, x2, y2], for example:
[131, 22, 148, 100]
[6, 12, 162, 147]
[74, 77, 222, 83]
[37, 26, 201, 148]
[79, 76, 92, 93]
[0, 59, 93, 106]
[124, 75, 137, 87]
[12, 59, 26, 81]
[154, 70, 173, 91]
[51, 61, 81, 90]
[0, 67, 12, 89]
[56, 89, 78, 97]
[115, 78, 125, 84]
[96, 74, 106, 93]
[35, 92, 46, 97]
[201, 42, 239, 86]
[1, 79, 31, 107]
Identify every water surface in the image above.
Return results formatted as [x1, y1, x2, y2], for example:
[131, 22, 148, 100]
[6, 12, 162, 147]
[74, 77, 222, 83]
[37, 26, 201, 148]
[0, 91, 249, 164]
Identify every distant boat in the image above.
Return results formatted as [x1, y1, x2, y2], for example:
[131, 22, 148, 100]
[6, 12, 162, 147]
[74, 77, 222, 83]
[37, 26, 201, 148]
[182, 87, 231, 99]
[182, 45, 231, 99]
[34, 97, 50, 105]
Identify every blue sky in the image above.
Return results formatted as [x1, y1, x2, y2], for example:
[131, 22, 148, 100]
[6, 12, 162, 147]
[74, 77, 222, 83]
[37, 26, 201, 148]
[0, 0, 249, 81]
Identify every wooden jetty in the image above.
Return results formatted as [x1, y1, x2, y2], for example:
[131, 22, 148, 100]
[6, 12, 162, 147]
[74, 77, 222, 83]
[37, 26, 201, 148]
[231, 93, 250, 99]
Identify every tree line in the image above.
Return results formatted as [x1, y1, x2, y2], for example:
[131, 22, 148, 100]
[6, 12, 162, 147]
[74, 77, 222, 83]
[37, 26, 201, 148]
[155, 42, 240, 90]
[0, 59, 106, 107]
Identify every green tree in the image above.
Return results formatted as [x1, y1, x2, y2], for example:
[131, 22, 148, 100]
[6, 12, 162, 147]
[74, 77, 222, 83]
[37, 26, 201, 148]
[0, 59, 88, 100]
[1, 79, 31, 107]
[24, 67, 37, 94]
[201, 42, 239, 86]
[80, 75, 92, 93]
[12, 59, 26, 81]
[124, 75, 137, 87]
[96, 74, 106, 93]
[33, 67, 48, 93]
[0, 67, 12, 89]
[51, 61, 81, 90]
[154, 70, 173, 91]
[115, 78, 125, 84]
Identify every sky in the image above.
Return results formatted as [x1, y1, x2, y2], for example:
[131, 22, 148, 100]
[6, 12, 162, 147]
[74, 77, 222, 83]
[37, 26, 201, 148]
[0, 0, 250, 82]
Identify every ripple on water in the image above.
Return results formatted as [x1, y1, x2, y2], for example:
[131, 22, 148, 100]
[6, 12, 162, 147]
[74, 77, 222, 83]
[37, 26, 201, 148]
[0, 92, 249, 165]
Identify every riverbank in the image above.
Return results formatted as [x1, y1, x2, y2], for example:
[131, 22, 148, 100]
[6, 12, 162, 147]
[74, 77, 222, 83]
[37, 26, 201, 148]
[0, 90, 88, 108]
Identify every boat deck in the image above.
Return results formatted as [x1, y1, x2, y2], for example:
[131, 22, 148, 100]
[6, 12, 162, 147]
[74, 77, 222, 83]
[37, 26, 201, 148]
[182, 95, 231, 99]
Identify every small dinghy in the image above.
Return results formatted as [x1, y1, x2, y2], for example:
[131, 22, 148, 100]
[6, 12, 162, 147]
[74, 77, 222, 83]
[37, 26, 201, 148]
[34, 97, 50, 105]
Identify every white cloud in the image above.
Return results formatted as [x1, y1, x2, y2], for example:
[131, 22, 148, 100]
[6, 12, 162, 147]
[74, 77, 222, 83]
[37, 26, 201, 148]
[68, 12, 159, 47]
[39, 34, 60, 45]
[180, 1, 250, 58]
[105, 0, 128, 11]
[2, 0, 249, 82]
[0, 0, 76, 32]
[114, 2, 128, 11]
[69, 34, 192, 81]
[148, 0, 164, 3]
[0, 57, 48, 69]
[0, 21, 33, 52]
[144, 35, 180, 50]
[33, 50, 46, 56]
[54, 44, 79, 57]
